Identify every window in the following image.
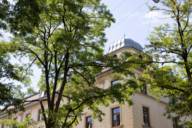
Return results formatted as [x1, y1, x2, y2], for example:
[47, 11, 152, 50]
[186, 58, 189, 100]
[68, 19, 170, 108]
[37, 109, 43, 121]
[25, 112, 33, 124]
[12, 124, 17, 128]
[169, 97, 176, 105]
[113, 54, 117, 58]
[141, 85, 148, 95]
[19, 115, 23, 122]
[111, 80, 120, 87]
[172, 117, 179, 128]
[26, 113, 31, 118]
[12, 118, 17, 128]
[85, 116, 92, 128]
[112, 107, 120, 127]
[143, 106, 150, 126]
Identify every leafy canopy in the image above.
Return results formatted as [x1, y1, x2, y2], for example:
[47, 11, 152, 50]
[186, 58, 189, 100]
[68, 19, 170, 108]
[141, 0, 192, 127]
[6, 0, 146, 127]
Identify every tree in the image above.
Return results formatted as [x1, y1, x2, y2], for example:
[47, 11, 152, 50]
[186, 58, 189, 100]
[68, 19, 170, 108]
[0, 42, 25, 111]
[0, 0, 9, 32]
[0, 0, 25, 112]
[6, 0, 144, 127]
[142, 0, 192, 127]
[0, 115, 33, 128]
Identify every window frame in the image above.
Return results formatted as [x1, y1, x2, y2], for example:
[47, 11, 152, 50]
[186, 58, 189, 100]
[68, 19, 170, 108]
[142, 106, 150, 127]
[141, 84, 148, 95]
[172, 117, 179, 128]
[111, 106, 121, 127]
[85, 115, 93, 128]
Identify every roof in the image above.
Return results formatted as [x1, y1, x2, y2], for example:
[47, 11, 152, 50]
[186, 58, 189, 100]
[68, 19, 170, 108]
[107, 38, 143, 53]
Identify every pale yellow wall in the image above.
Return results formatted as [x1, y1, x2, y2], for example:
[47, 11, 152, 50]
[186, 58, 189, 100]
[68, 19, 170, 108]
[132, 93, 173, 128]
[76, 103, 134, 128]
[76, 94, 173, 128]
[14, 100, 47, 122]
[0, 100, 47, 128]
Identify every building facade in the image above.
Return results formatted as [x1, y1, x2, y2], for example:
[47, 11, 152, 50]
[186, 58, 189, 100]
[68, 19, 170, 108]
[0, 38, 174, 128]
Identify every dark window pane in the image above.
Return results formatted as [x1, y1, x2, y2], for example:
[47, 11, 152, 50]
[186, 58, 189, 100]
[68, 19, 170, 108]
[173, 117, 179, 128]
[112, 107, 120, 127]
[12, 124, 17, 128]
[141, 85, 148, 94]
[143, 106, 150, 126]
[85, 116, 92, 128]
[111, 80, 120, 86]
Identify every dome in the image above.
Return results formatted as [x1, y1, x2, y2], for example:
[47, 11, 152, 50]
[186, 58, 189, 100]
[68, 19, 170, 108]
[123, 38, 143, 51]
[107, 38, 143, 53]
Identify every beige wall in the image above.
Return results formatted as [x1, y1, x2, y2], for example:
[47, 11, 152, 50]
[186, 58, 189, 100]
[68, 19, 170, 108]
[76, 93, 173, 128]
[0, 100, 46, 128]
[76, 103, 134, 128]
[132, 93, 173, 128]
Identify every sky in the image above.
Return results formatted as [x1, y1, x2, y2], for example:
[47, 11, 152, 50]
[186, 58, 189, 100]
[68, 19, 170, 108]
[29, 0, 165, 90]
[1, 0, 165, 90]
[0, 0, 163, 48]
[102, 0, 164, 50]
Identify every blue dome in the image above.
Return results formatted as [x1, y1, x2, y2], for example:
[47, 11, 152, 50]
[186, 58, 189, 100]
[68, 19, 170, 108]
[107, 38, 143, 53]
[124, 38, 143, 51]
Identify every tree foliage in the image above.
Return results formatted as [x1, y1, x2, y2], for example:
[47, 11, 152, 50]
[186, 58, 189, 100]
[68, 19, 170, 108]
[142, 0, 192, 127]
[4, 0, 147, 127]
[0, 0, 26, 113]
[0, 0, 9, 31]
[0, 115, 33, 128]
[0, 41, 25, 111]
